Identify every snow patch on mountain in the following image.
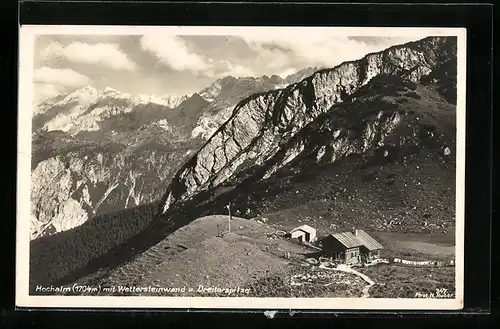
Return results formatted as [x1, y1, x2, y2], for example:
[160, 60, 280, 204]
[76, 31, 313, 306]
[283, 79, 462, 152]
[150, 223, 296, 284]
[199, 80, 223, 103]
[34, 86, 189, 136]
[151, 119, 173, 132]
[191, 106, 234, 140]
[138, 94, 188, 108]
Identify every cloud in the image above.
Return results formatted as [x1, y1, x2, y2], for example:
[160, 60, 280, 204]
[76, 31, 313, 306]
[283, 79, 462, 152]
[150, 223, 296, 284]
[140, 35, 209, 72]
[206, 60, 255, 78]
[279, 68, 299, 78]
[140, 35, 255, 78]
[227, 63, 255, 78]
[34, 66, 91, 87]
[34, 83, 64, 103]
[40, 41, 137, 71]
[241, 33, 420, 72]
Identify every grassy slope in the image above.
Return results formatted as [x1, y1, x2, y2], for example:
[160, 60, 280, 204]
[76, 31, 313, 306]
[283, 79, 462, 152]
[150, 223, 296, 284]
[76, 216, 305, 290]
[56, 216, 365, 298]
[359, 264, 455, 299]
[371, 230, 455, 261]
[247, 265, 366, 298]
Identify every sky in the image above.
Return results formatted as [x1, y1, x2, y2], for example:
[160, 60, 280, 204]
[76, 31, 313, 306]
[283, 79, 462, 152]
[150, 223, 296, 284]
[32, 32, 429, 103]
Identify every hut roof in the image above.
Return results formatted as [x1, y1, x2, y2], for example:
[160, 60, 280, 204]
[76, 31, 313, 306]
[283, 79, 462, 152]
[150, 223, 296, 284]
[354, 229, 384, 251]
[291, 225, 316, 234]
[330, 232, 363, 249]
[328, 230, 383, 250]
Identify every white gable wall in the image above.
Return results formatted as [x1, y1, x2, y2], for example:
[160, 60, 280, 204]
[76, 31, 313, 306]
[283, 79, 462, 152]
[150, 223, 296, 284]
[290, 228, 317, 242]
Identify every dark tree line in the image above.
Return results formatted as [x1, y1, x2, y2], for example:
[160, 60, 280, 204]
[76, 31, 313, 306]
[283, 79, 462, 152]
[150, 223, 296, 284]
[30, 202, 159, 292]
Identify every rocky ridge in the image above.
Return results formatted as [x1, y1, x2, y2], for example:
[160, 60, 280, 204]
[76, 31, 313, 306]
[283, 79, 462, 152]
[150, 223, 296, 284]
[191, 69, 318, 140]
[159, 36, 457, 214]
[30, 69, 314, 239]
[284, 66, 323, 85]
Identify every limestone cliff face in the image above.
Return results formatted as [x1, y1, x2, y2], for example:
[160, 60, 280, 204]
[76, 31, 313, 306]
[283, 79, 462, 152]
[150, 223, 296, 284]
[260, 74, 456, 182]
[192, 74, 295, 140]
[30, 74, 292, 238]
[30, 144, 194, 240]
[160, 36, 457, 214]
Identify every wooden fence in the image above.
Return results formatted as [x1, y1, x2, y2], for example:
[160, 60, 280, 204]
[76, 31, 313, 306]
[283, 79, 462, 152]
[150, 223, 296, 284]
[393, 258, 454, 267]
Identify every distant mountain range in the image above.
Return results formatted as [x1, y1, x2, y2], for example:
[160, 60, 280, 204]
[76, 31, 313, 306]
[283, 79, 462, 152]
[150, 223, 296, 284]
[30, 67, 320, 239]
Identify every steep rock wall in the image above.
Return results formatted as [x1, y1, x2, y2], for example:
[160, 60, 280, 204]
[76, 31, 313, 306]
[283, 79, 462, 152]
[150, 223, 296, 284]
[160, 37, 457, 213]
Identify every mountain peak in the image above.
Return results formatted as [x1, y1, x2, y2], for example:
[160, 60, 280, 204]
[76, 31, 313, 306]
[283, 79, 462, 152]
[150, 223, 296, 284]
[104, 86, 119, 93]
[284, 67, 321, 84]
[178, 93, 209, 107]
[190, 92, 205, 100]
[63, 85, 102, 103]
[77, 85, 99, 93]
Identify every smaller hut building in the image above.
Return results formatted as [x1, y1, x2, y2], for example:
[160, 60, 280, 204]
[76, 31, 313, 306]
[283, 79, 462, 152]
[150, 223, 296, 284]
[290, 225, 317, 243]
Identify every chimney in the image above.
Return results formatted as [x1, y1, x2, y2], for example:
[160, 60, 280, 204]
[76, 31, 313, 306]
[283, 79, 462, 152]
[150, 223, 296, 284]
[354, 229, 359, 236]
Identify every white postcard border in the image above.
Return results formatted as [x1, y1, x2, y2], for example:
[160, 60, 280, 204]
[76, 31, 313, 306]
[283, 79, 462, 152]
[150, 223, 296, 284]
[16, 25, 467, 310]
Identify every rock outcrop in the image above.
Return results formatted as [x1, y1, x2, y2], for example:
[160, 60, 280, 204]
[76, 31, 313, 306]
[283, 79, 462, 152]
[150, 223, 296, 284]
[30, 141, 194, 240]
[160, 36, 457, 214]
[192, 74, 295, 140]
[284, 66, 322, 85]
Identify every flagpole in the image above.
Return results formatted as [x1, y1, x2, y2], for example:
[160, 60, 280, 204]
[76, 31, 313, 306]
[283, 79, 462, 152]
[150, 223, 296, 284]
[227, 202, 231, 234]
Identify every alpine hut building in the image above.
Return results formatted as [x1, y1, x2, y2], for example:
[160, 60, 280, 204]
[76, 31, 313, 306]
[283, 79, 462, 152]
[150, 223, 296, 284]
[320, 229, 383, 265]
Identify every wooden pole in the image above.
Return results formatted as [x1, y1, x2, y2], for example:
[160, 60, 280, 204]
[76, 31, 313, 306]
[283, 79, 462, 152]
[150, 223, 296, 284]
[227, 202, 232, 234]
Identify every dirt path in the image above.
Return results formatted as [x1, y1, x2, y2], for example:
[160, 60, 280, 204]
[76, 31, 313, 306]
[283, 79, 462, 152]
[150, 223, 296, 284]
[319, 263, 375, 298]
